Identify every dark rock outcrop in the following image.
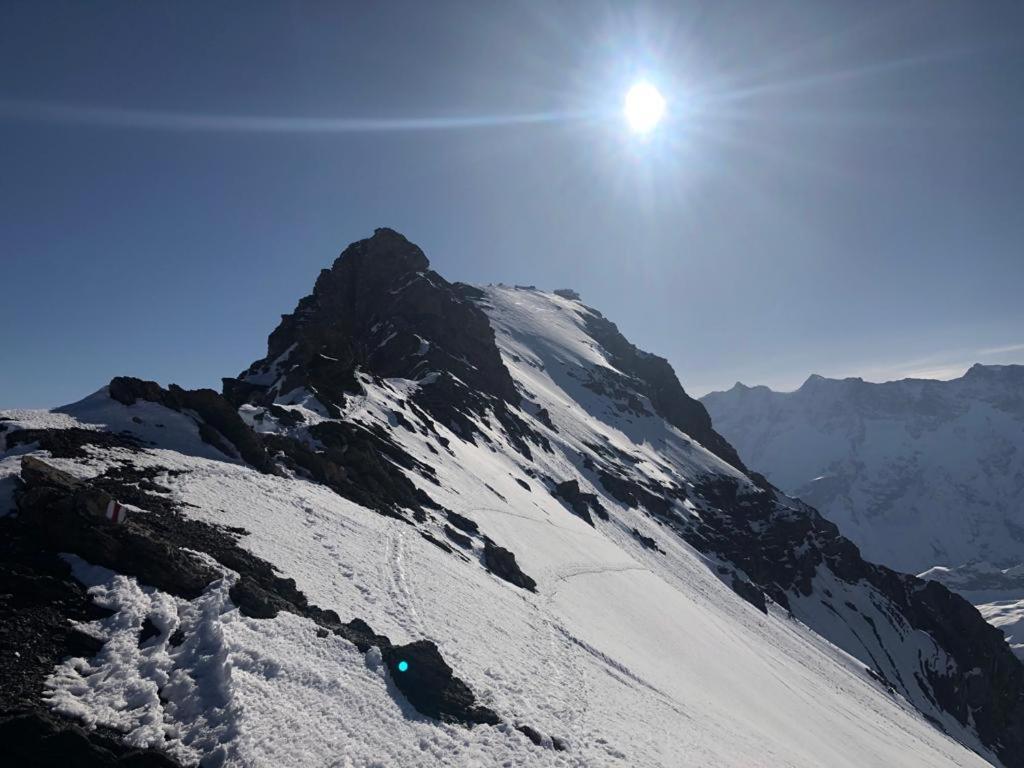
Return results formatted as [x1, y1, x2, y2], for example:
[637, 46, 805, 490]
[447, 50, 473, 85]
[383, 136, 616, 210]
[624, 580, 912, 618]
[0, 468, 185, 767]
[483, 540, 536, 592]
[445, 510, 480, 535]
[383, 641, 499, 725]
[729, 576, 767, 613]
[677, 474, 1024, 766]
[0, 713, 180, 768]
[552, 479, 608, 526]
[443, 525, 473, 549]
[631, 528, 664, 554]
[5, 428, 142, 459]
[263, 419, 436, 518]
[15, 457, 222, 599]
[108, 377, 273, 472]
[224, 229, 544, 460]
[580, 311, 745, 471]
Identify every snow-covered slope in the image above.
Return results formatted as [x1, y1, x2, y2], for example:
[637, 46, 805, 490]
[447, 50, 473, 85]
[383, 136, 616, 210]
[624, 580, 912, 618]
[701, 368, 1024, 575]
[3, 229, 1022, 767]
[2, 400, 988, 768]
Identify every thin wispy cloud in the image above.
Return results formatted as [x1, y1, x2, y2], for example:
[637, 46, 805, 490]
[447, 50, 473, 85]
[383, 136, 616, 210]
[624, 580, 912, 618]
[819, 342, 1024, 386]
[696, 341, 1024, 396]
[977, 341, 1024, 356]
[0, 100, 590, 134]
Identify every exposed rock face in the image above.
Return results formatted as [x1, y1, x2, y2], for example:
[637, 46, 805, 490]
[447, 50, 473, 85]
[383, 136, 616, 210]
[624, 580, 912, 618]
[581, 311, 745, 471]
[108, 377, 273, 472]
[263, 418, 438, 519]
[552, 479, 607, 526]
[920, 563, 1024, 661]
[224, 229, 533, 450]
[382, 640, 499, 725]
[0, 713, 180, 767]
[483, 541, 537, 592]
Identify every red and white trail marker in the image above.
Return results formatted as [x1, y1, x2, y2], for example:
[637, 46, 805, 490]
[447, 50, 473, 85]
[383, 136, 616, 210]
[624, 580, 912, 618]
[105, 500, 128, 524]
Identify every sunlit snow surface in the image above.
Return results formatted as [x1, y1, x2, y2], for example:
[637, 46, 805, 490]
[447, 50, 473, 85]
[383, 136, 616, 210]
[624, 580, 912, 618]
[0, 286, 998, 766]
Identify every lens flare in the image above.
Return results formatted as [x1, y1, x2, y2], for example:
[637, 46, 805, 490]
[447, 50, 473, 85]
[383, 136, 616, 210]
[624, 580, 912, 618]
[624, 82, 666, 134]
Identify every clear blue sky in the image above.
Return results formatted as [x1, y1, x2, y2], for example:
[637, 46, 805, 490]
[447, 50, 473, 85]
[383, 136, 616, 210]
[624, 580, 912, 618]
[3, 1, 1023, 408]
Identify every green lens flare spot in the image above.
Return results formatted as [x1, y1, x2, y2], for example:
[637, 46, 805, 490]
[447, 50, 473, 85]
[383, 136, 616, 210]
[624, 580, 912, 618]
[397, 660, 409, 672]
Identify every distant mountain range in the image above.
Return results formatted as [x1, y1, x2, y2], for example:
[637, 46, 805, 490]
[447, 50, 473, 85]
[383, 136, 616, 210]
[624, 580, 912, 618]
[702, 365, 1024, 574]
[703, 365, 1024, 662]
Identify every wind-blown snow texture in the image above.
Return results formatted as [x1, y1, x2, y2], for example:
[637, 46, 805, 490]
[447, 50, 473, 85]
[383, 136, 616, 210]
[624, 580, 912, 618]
[2, 229, 1022, 767]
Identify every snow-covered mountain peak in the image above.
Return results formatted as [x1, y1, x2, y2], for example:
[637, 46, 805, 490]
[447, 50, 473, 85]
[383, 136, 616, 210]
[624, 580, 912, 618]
[3, 231, 1024, 767]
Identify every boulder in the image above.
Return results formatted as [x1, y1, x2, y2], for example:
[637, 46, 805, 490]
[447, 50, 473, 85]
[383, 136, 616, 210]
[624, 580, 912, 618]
[383, 640, 499, 726]
[552, 479, 607, 525]
[483, 541, 536, 592]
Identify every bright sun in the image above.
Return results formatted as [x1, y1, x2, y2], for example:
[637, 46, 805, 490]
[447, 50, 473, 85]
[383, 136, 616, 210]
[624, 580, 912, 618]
[624, 81, 666, 134]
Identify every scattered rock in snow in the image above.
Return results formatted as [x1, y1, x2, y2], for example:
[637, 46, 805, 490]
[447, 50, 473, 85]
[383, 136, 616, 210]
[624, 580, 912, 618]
[483, 541, 537, 592]
[445, 510, 479, 535]
[0, 712, 180, 767]
[108, 377, 273, 472]
[443, 525, 473, 549]
[730, 577, 767, 613]
[581, 309, 745, 471]
[384, 640, 500, 726]
[630, 528, 664, 554]
[11, 456, 517, 736]
[5, 428, 142, 459]
[552, 479, 608, 526]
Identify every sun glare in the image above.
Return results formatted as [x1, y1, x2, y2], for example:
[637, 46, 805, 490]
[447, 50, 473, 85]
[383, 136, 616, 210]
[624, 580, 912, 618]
[624, 81, 666, 134]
